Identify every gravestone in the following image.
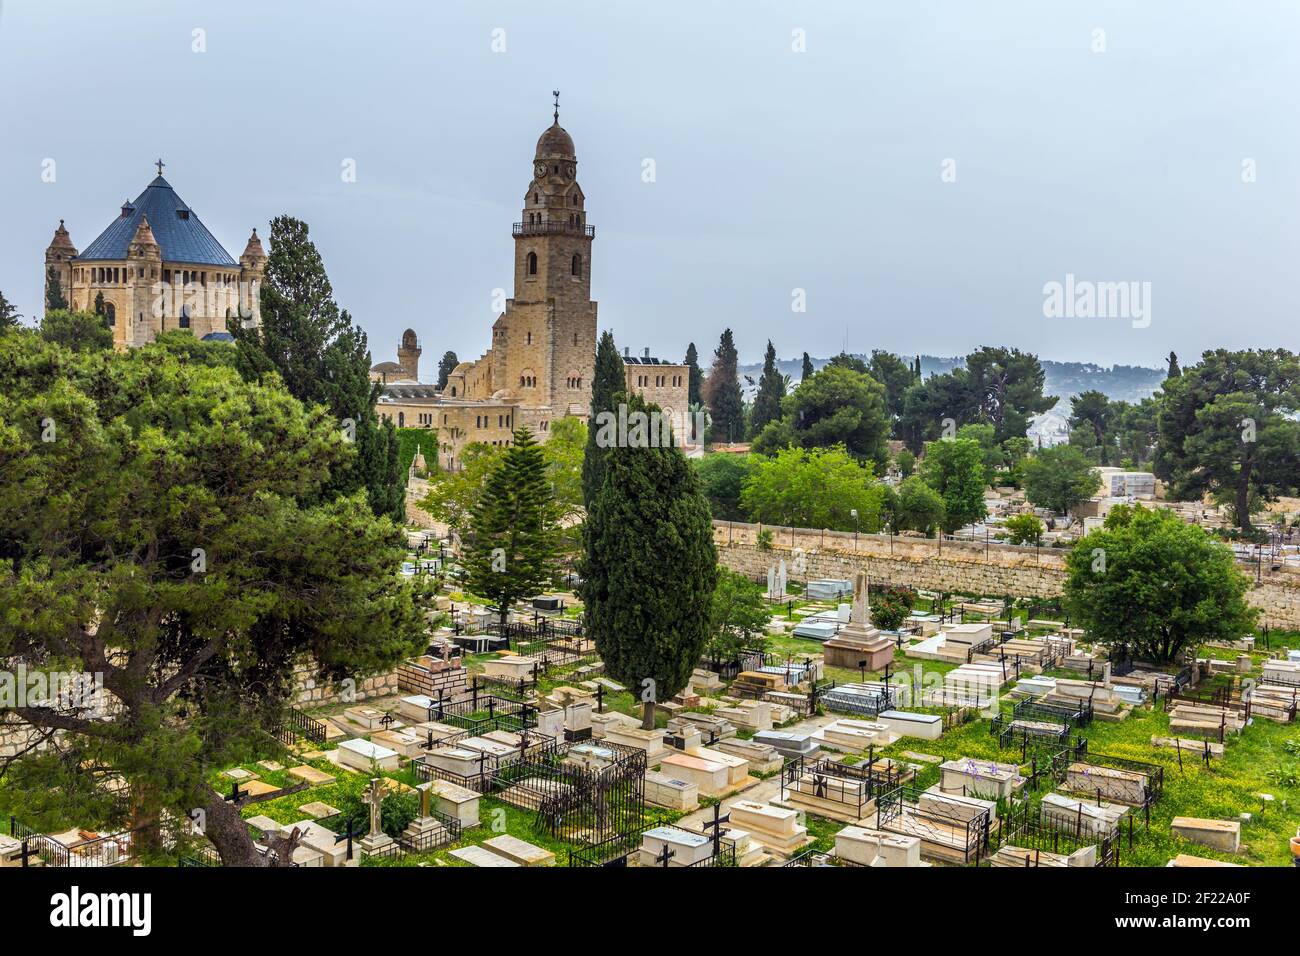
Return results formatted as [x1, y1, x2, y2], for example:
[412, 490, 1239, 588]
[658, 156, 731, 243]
[359, 777, 394, 855]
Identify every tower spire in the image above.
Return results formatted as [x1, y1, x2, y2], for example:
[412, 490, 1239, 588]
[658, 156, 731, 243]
[155, 157, 165, 177]
[552, 90, 560, 122]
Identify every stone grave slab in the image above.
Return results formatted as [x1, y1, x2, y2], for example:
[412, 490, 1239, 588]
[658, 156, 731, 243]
[450, 845, 520, 867]
[287, 764, 335, 787]
[483, 834, 555, 866]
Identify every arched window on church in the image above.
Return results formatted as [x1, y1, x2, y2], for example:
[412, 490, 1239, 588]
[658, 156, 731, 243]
[398, 412, 405, 427]
[571, 254, 581, 277]
[179, 306, 191, 329]
[104, 303, 116, 326]
[527, 252, 537, 275]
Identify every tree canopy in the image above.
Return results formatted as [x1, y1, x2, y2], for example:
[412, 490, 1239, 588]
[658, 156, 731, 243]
[1022, 444, 1100, 515]
[581, 394, 717, 727]
[0, 331, 426, 865]
[1155, 348, 1300, 531]
[1064, 504, 1256, 662]
[740, 444, 885, 531]
[919, 438, 988, 532]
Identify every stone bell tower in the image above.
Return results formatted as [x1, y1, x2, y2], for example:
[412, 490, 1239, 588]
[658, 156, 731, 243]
[501, 92, 599, 414]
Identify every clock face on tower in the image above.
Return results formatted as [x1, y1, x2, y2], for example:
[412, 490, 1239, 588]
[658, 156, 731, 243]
[534, 161, 548, 179]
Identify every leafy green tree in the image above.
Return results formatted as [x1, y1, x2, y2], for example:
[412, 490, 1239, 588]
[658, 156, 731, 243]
[1112, 398, 1160, 469]
[1155, 349, 1300, 532]
[750, 340, 785, 438]
[420, 442, 503, 537]
[824, 352, 866, 374]
[920, 438, 987, 532]
[1022, 444, 1100, 515]
[1004, 512, 1044, 545]
[868, 349, 915, 427]
[964, 346, 1058, 442]
[898, 369, 975, 453]
[684, 342, 703, 407]
[543, 415, 586, 528]
[892, 474, 946, 536]
[706, 567, 771, 663]
[703, 328, 745, 444]
[436, 350, 459, 389]
[895, 448, 916, 479]
[45, 267, 68, 312]
[583, 330, 626, 508]
[0, 334, 426, 865]
[582, 393, 717, 728]
[1064, 504, 1256, 662]
[0, 290, 20, 332]
[740, 444, 885, 531]
[694, 453, 754, 521]
[869, 584, 916, 631]
[232, 215, 403, 520]
[782, 364, 890, 470]
[955, 423, 1002, 486]
[462, 428, 559, 629]
[39, 309, 114, 352]
[1068, 390, 1115, 464]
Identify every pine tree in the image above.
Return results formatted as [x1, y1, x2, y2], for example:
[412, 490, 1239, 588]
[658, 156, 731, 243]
[0, 290, 20, 332]
[581, 393, 717, 728]
[704, 328, 745, 444]
[463, 428, 559, 630]
[582, 330, 626, 509]
[232, 215, 403, 520]
[684, 342, 703, 407]
[1166, 351, 1181, 378]
[436, 350, 459, 390]
[801, 351, 815, 382]
[751, 340, 785, 438]
[45, 267, 67, 312]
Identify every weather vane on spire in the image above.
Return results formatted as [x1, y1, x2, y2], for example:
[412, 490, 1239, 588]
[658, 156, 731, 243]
[552, 90, 560, 122]
[155, 158, 165, 177]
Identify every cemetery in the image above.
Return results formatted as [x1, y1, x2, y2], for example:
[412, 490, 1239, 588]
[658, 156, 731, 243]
[4, 543, 1299, 873]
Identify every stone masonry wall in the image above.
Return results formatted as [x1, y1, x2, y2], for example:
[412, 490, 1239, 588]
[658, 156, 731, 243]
[713, 520, 1300, 629]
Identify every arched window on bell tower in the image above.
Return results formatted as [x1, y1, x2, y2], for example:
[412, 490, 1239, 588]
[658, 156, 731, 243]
[527, 252, 538, 275]
[571, 254, 581, 277]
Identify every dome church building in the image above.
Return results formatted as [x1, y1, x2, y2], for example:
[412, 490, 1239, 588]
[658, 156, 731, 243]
[43, 161, 264, 349]
[373, 103, 689, 469]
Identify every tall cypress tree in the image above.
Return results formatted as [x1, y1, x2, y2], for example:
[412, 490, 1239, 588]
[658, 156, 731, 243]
[581, 393, 717, 728]
[1166, 351, 1181, 378]
[582, 330, 626, 509]
[704, 328, 745, 444]
[436, 350, 459, 389]
[684, 342, 703, 406]
[463, 428, 558, 630]
[232, 215, 403, 520]
[751, 339, 785, 438]
[45, 267, 68, 313]
[801, 352, 814, 382]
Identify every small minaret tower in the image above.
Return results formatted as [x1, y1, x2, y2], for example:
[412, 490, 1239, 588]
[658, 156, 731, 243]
[44, 219, 77, 310]
[238, 228, 267, 330]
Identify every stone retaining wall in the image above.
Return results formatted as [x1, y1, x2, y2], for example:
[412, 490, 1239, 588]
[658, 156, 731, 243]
[713, 521, 1300, 629]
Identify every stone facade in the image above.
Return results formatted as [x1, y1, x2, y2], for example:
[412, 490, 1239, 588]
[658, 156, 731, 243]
[374, 108, 689, 469]
[714, 520, 1300, 629]
[44, 168, 264, 349]
[292, 658, 399, 707]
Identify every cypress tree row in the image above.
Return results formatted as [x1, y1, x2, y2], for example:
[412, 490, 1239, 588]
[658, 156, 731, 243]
[463, 427, 559, 630]
[581, 393, 718, 728]
[751, 339, 784, 438]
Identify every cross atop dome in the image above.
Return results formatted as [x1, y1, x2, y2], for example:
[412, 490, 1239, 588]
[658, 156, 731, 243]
[155, 158, 165, 177]
[552, 90, 560, 122]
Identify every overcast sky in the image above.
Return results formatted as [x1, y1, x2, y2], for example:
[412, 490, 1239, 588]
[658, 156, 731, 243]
[2, 0, 1296, 368]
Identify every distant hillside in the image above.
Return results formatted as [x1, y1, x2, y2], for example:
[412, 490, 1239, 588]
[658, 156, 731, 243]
[736, 354, 1166, 405]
